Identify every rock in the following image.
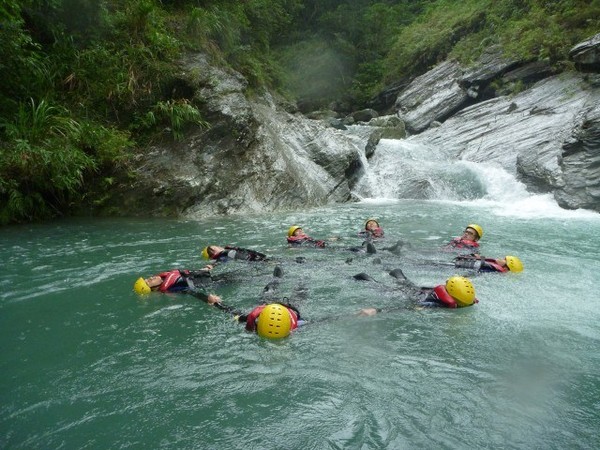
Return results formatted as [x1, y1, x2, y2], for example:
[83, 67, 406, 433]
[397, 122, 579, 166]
[461, 45, 520, 86]
[554, 103, 600, 210]
[365, 129, 383, 159]
[367, 114, 406, 140]
[118, 52, 366, 217]
[352, 108, 379, 123]
[395, 60, 468, 133]
[415, 73, 600, 212]
[570, 33, 600, 70]
[501, 60, 556, 84]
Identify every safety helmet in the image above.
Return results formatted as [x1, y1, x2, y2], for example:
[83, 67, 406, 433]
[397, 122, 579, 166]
[256, 303, 292, 339]
[505, 255, 523, 272]
[365, 218, 379, 229]
[201, 246, 210, 260]
[288, 225, 302, 237]
[133, 277, 151, 295]
[466, 224, 483, 239]
[445, 276, 476, 307]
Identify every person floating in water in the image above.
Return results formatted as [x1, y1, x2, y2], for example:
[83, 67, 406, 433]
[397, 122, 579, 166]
[353, 268, 478, 314]
[204, 266, 307, 339]
[133, 267, 221, 304]
[201, 245, 268, 263]
[286, 225, 327, 248]
[207, 298, 305, 339]
[454, 254, 523, 273]
[444, 224, 483, 250]
[358, 218, 384, 239]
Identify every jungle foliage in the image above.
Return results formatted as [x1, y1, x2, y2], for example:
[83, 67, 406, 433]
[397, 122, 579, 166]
[1, 0, 598, 224]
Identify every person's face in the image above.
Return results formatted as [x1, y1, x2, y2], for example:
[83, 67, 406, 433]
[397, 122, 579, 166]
[462, 227, 479, 241]
[293, 228, 305, 237]
[145, 275, 162, 289]
[366, 220, 378, 230]
[207, 245, 221, 258]
[496, 258, 508, 269]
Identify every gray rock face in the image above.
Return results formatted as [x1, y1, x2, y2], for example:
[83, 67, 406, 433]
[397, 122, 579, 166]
[395, 60, 468, 133]
[414, 74, 600, 211]
[570, 33, 600, 68]
[121, 53, 365, 217]
[461, 45, 520, 86]
[554, 103, 600, 210]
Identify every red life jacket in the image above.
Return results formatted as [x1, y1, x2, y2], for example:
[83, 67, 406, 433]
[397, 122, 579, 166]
[449, 238, 479, 249]
[482, 258, 508, 273]
[244, 304, 299, 332]
[359, 227, 384, 238]
[287, 235, 326, 248]
[157, 269, 183, 292]
[432, 285, 479, 307]
[432, 285, 458, 308]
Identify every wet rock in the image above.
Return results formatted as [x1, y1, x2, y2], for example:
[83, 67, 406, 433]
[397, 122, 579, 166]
[395, 60, 468, 133]
[570, 33, 600, 70]
[554, 103, 600, 210]
[352, 108, 379, 123]
[416, 73, 600, 212]
[119, 53, 366, 217]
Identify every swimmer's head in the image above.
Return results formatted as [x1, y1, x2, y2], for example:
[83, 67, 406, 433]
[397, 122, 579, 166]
[504, 255, 523, 272]
[133, 277, 151, 295]
[256, 303, 292, 339]
[446, 276, 476, 307]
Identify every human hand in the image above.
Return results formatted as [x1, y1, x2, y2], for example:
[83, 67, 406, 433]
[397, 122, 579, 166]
[207, 294, 221, 305]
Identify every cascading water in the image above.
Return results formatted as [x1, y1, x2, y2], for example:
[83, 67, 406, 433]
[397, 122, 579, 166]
[353, 138, 486, 201]
[352, 135, 599, 219]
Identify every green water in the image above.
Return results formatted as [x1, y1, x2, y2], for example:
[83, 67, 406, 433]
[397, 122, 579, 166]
[1, 200, 599, 449]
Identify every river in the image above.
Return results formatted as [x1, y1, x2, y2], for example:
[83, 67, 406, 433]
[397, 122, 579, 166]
[1, 138, 599, 449]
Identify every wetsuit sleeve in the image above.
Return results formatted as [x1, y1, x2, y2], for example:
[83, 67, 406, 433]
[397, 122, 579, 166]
[185, 287, 211, 302]
[211, 302, 246, 321]
[230, 247, 268, 261]
[454, 258, 482, 270]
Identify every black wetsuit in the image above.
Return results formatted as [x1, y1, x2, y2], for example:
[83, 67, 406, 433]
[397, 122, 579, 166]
[213, 246, 268, 263]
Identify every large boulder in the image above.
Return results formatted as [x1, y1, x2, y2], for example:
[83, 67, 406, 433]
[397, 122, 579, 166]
[554, 103, 600, 210]
[395, 60, 468, 133]
[116, 53, 365, 217]
[570, 33, 600, 70]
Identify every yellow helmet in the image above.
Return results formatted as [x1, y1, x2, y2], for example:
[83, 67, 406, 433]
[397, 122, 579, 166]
[133, 277, 151, 295]
[201, 246, 210, 260]
[256, 304, 292, 339]
[505, 255, 523, 272]
[288, 225, 301, 237]
[466, 224, 483, 239]
[446, 276, 476, 307]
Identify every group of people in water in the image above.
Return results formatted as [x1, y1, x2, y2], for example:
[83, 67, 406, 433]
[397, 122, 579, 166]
[133, 219, 524, 339]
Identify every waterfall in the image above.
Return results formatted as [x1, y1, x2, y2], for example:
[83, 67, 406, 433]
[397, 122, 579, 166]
[352, 137, 598, 219]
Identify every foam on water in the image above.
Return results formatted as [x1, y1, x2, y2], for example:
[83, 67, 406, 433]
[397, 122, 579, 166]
[355, 137, 599, 220]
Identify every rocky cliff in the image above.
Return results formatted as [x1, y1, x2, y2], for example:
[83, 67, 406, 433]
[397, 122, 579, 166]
[118, 34, 600, 216]
[389, 34, 600, 212]
[117, 54, 365, 217]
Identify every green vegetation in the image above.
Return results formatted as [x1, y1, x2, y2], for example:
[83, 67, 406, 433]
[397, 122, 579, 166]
[1, 0, 598, 224]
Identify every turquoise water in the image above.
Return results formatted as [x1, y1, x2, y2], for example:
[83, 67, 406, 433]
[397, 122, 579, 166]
[1, 197, 599, 449]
